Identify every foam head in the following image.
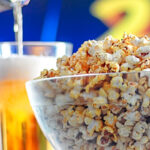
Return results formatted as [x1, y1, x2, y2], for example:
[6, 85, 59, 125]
[0, 55, 56, 80]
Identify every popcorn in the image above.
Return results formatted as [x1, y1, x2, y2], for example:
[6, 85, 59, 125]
[134, 142, 145, 150]
[55, 94, 73, 107]
[125, 55, 140, 65]
[107, 88, 120, 102]
[65, 128, 79, 140]
[79, 126, 97, 140]
[110, 76, 123, 89]
[61, 106, 74, 118]
[116, 140, 126, 150]
[130, 34, 150, 46]
[139, 76, 147, 86]
[140, 136, 149, 144]
[87, 119, 103, 135]
[132, 130, 143, 140]
[87, 40, 104, 57]
[136, 46, 150, 58]
[140, 106, 150, 116]
[81, 91, 97, 100]
[138, 77, 148, 94]
[102, 126, 117, 142]
[106, 61, 120, 72]
[140, 69, 150, 87]
[118, 126, 132, 137]
[112, 49, 125, 64]
[39, 33, 150, 78]
[101, 105, 109, 115]
[104, 111, 117, 128]
[102, 125, 114, 134]
[103, 82, 111, 92]
[84, 117, 92, 125]
[109, 104, 122, 115]
[85, 75, 106, 92]
[93, 96, 108, 108]
[121, 63, 134, 71]
[38, 34, 150, 150]
[133, 121, 148, 134]
[124, 111, 141, 122]
[139, 58, 150, 70]
[99, 88, 107, 98]
[84, 105, 101, 118]
[68, 107, 85, 127]
[121, 85, 141, 106]
[128, 94, 141, 106]
[103, 35, 117, 50]
[97, 135, 111, 147]
[142, 95, 150, 108]
[70, 89, 81, 99]
[97, 52, 113, 63]
[124, 120, 134, 126]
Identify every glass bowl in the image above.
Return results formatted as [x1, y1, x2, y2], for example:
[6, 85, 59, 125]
[26, 71, 150, 150]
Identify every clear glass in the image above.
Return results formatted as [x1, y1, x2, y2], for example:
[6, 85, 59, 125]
[0, 42, 73, 150]
[26, 71, 150, 150]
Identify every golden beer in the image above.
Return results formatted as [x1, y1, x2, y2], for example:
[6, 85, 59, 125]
[0, 55, 54, 150]
[0, 42, 72, 150]
[0, 80, 43, 150]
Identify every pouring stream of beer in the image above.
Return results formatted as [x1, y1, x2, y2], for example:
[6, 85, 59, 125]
[13, 2, 23, 55]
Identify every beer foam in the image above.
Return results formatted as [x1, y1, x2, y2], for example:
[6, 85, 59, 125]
[0, 55, 56, 80]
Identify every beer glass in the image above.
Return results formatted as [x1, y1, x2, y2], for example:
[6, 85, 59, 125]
[0, 42, 72, 150]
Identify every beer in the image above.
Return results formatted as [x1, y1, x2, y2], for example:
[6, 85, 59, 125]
[0, 55, 54, 150]
[0, 80, 41, 150]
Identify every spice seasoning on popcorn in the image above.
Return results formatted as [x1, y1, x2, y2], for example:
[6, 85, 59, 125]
[40, 33, 150, 78]
[38, 34, 150, 150]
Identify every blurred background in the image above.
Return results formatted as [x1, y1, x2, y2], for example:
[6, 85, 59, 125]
[0, 0, 150, 150]
[0, 0, 150, 52]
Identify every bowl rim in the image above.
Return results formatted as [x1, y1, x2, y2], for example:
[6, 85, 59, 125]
[26, 70, 150, 85]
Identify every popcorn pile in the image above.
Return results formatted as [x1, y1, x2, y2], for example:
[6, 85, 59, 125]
[40, 33, 150, 78]
[37, 34, 150, 150]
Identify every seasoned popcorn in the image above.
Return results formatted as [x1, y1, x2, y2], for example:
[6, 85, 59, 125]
[125, 55, 140, 65]
[136, 46, 150, 58]
[36, 34, 150, 150]
[40, 33, 150, 78]
[104, 111, 117, 128]
[118, 126, 132, 137]
[110, 76, 123, 88]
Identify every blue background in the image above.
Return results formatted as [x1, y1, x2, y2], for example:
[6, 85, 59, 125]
[0, 0, 108, 52]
